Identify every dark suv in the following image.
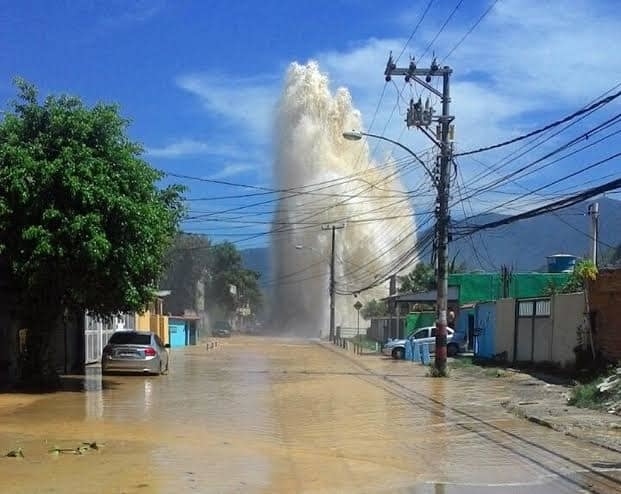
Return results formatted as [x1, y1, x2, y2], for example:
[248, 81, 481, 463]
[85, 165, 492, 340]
[213, 321, 232, 337]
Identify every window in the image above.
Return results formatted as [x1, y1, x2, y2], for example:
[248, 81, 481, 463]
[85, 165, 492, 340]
[413, 329, 429, 339]
[109, 332, 151, 345]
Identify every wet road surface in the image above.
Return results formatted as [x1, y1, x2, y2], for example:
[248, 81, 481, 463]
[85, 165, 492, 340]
[0, 336, 620, 493]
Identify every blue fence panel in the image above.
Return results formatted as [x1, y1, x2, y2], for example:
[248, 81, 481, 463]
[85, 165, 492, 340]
[405, 339, 413, 361]
[474, 302, 496, 359]
[413, 341, 421, 362]
[421, 343, 431, 365]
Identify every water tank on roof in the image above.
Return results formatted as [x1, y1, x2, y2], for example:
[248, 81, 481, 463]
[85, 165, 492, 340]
[546, 254, 577, 273]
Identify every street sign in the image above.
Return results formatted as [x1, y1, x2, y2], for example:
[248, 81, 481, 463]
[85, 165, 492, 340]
[353, 301, 363, 311]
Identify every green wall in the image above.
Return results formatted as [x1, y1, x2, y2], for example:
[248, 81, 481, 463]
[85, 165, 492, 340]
[448, 272, 571, 305]
[405, 312, 436, 334]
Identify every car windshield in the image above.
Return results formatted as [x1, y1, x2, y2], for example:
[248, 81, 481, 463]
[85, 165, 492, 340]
[108, 332, 151, 345]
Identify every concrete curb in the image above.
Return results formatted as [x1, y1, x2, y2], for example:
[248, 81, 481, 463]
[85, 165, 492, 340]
[328, 337, 381, 356]
[503, 401, 621, 454]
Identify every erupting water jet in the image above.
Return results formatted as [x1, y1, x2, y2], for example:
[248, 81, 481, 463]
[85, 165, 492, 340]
[270, 61, 417, 337]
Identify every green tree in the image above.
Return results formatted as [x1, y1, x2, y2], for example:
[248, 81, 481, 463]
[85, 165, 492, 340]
[361, 299, 388, 319]
[544, 259, 598, 295]
[398, 257, 467, 294]
[206, 242, 262, 317]
[0, 80, 184, 388]
[398, 263, 435, 293]
[160, 233, 211, 315]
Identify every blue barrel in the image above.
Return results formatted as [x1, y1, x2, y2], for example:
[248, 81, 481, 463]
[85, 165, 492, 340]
[405, 340, 413, 361]
[413, 341, 421, 362]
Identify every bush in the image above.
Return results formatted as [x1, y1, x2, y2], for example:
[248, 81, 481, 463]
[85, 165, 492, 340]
[568, 382, 603, 408]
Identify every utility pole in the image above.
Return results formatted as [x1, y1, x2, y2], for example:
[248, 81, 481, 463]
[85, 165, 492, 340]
[322, 223, 344, 341]
[588, 202, 599, 266]
[500, 265, 513, 298]
[385, 54, 454, 374]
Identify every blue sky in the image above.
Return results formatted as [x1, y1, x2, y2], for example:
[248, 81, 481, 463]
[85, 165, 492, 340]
[2, 0, 620, 249]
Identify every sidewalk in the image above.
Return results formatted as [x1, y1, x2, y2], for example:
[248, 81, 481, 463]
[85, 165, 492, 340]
[497, 370, 621, 453]
[323, 340, 621, 453]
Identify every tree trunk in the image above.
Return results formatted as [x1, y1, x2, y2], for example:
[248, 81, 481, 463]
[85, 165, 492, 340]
[19, 315, 61, 391]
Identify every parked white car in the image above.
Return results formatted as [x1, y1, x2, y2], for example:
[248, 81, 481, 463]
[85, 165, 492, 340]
[382, 326, 458, 359]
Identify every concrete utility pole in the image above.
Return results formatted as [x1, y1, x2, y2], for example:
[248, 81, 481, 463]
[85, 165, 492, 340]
[322, 223, 344, 341]
[588, 202, 599, 266]
[385, 54, 454, 374]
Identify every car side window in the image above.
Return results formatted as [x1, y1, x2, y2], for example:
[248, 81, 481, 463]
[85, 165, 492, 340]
[430, 328, 436, 337]
[413, 329, 428, 339]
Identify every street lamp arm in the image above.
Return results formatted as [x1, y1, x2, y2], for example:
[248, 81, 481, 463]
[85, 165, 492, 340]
[343, 130, 435, 184]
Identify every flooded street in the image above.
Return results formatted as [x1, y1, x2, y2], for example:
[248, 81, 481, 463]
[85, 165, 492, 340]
[0, 337, 620, 493]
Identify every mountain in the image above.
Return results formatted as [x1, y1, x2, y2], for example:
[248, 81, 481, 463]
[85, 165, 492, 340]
[241, 197, 621, 279]
[449, 197, 621, 271]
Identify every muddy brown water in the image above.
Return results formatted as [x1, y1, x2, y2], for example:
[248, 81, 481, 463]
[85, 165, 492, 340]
[0, 337, 619, 493]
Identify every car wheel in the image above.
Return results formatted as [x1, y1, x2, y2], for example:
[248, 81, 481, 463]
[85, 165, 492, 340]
[447, 343, 459, 357]
[392, 347, 405, 360]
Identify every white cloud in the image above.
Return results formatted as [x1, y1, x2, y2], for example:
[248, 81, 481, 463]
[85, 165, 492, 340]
[175, 73, 278, 141]
[206, 163, 255, 180]
[317, 0, 621, 152]
[174, 0, 621, 216]
[99, 0, 165, 29]
[146, 139, 248, 159]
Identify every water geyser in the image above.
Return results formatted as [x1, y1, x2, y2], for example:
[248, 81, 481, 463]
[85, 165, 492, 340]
[270, 61, 417, 337]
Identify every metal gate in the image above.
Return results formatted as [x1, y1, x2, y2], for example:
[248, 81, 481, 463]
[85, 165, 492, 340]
[514, 298, 552, 363]
[84, 313, 136, 364]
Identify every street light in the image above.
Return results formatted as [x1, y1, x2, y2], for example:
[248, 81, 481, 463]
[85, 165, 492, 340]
[342, 129, 450, 373]
[342, 130, 435, 183]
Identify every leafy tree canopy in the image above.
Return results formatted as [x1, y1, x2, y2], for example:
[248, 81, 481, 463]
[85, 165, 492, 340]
[160, 233, 211, 315]
[161, 237, 263, 319]
[398, 263, 435, 294]
[361, 299, 388, 319]
[544, 259, 598, 295]
[0, 79, 184, 385]
[398, 258, 467, 294]
[207, 242, 262, 316]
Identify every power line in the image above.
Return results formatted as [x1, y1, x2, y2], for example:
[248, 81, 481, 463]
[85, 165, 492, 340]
[455, 175, 621, 237]
[464, 151, 621, 219]
[395, 0, 436, 63]
[454, 113, 621, 206]
[441, 0, 499, 62]
[458, 82, 621, 192]
[419, 0, 465, 61]
[455, 88, 621, 157]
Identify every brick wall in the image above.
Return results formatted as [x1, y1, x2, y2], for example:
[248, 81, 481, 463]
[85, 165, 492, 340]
[588, 268, 621, 362]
